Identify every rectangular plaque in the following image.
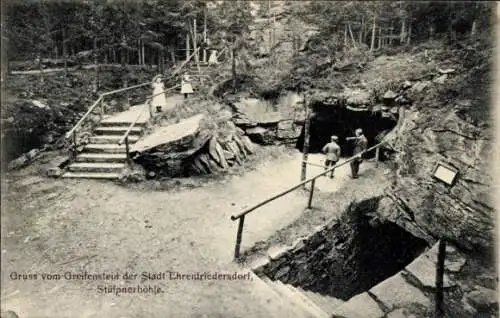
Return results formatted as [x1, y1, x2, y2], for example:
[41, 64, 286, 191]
[432, 162, 459, 186]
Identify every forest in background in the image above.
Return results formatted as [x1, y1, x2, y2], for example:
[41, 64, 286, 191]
[0, 1, 495, 162]
[2, 1, 494, 75]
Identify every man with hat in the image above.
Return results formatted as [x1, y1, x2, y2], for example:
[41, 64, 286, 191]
[346, 128, 368, 179]
[322, 135, 341, 179]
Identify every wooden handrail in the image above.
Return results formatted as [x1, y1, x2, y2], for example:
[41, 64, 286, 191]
[64, 46, 212, 145]
[216, 47, 227, 60]
[64, 81, 152, 139]
[65, 96, 103, 138]
[117, 84, 180, 146]
[230, 141, 386, 221]
[101, 81, 152, 97]
[231, 140, 387, 260]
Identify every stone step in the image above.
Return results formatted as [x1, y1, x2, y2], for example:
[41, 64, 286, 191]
[331, 292, 385, 318]
[84, 144, 127, 154]
[261, 277, 308, 318]
[94, 126, 143, 136]
[266, 279, 318, 318]
[68, 162, 126, 173]
[300, 288, 345, 314]
[62, 171, 121, 179]
[89, 135, 140, 144]
[283, 284, 330, 318]
[250, 273, 299, 317]
[76, 153, 128, 163]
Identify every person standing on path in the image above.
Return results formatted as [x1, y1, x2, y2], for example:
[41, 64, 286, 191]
[346, 128, 368, 179]
[322, 135, 341, 179]
[181, 74, 194, 99]
[151, 75, 167, 112]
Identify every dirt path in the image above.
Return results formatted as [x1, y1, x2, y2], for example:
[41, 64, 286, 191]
[0, 149, 382, 317]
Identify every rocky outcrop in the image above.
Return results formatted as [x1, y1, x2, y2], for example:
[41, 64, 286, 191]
[131, 113, 256, 177]
[377, 104, 494, 252]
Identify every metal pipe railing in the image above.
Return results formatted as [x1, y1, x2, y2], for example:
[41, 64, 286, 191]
[230, 140, 386, 260]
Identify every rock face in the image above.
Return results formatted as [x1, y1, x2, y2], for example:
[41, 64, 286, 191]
[378, 104, 494, 253]
[463, 286, 498, 314]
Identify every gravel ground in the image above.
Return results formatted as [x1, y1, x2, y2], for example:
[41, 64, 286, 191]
[0, 148, 336, 318]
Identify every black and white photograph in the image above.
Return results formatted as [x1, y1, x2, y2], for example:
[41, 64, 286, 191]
[0, 1, 498, 317]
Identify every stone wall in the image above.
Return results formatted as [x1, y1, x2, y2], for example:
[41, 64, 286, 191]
[253, 198, 428, 300]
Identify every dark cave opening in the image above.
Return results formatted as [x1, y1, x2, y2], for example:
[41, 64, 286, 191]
[329, 213, 429, 299]
[295, 102, 398, 159]
[259, 198, 429, 301]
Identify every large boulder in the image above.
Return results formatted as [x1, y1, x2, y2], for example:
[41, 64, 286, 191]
[130, 114, 205, 154]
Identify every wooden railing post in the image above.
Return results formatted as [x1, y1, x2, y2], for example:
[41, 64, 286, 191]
[375, 146, 380, 168]
[125, 136, 130, 164]
[148, 100, 153, 119]
[308, 178, 316, 208]
[435, 239, 446, 318]
[72, 130, 77, 159]
[100, 97, 105, 117]
[234, 215, 245, 260]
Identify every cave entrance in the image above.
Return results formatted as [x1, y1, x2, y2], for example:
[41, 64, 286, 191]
[259, 199, 429, 300]
[296, 102, 398, 158]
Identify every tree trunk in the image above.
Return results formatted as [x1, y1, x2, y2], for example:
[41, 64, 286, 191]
[38, 53, 44, 85]
[170, 45, 176, 64]
[400, 18, 406, 44]
[301, 94, 310, 183]
[62, 28, 67, 75]
[407, 21, 412, 44]
[93, 37, 99, 92]
[268, 20, 273, 53]
[272, 13, 276, 48]
[203, 8, 207, 63]
[471, 20, 477, 37]
[348, 23, 357, 48]
[186, 33, 190, 61]
[389, 23, 394, 46]
[121, 35, 127, 89]
[138, 39, 141, 65]
[158, 49, 163, 73]
[231, 45, 236, 93]
[359, 17, 364, 44]
[378, 27, 382, 49]
[141, 41, 145, 65]
[344, 24, 348, 47]
[189, 20, 201, 74]
[370, 16, 377, 51]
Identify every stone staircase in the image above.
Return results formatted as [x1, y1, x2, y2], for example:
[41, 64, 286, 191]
[62, 119, 146, 180]
[260, 276, 346, 318]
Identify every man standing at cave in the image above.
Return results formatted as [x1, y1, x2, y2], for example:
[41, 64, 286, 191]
[347, 128, 368, 179]
[322, 135, 341, 179]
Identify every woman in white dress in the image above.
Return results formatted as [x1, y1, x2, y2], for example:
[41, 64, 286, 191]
[151, 75, 167, 112]
[181, 74, 194, 99]
[208, 50, 218, 66]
